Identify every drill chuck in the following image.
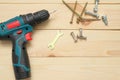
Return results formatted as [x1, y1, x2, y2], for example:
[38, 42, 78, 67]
[21, 9, 50, 26]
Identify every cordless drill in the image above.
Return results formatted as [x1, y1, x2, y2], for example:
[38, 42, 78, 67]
[0, 10, 50, 79]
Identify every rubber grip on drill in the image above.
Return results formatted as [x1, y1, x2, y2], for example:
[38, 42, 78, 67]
[10, 34, 30, 79]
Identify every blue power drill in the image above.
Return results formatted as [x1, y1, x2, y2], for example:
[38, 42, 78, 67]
[0, 10, 50, 79]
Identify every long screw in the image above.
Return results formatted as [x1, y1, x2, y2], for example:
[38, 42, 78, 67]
[62, 0, 101, 22]
[77, 2, 88, 23]
[62, 0, 82, 19]
[70, 0, 78, 24]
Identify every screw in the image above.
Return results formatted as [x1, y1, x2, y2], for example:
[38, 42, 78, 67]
[70, 32, 77, 43]
[70, 0, 78, 24]
[81, 2, 88, 17]
[62, 0, 101, 22]
[85, 11, 99, 18]
[77, 28, 87, 40]
[62, 0, 82, 19]
[93, 0, 99, 13]
[77, 2, 88, 24]
[102, 15, 108, 26]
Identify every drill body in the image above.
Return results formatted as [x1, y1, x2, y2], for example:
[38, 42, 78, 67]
[0, 10, 50, 79]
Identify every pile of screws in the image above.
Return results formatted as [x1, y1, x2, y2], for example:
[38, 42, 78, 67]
[62, 0, 108, 26]
[70, 28, 87, 43]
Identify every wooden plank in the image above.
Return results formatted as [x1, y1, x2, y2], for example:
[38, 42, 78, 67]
[0, 4, 119, 30]
[0, 30, 120, 57]
[0, 0, 120, 4]
[0, 57, 120, 80]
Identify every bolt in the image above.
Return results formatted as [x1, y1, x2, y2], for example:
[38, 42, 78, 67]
[102, 15, 108, 26]
[93, 0, 99, 13]
[70, 32, 77, 43]
[70, 0, 78, 24]
[77, 28, 87, 40]
[85, 11, 99, 18]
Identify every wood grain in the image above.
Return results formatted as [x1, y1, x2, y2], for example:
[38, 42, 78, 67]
[0, 0, 120, 4]
[0, 0, 120, 80]
[0, 57, 120, 80]
[0, 4, 119, 29]
[0, 30, 120, 57]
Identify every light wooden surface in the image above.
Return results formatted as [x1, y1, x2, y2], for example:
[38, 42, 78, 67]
[0, 0, 120, 80]
[0, 0, 119, 3]
[0, 57, 120, 80]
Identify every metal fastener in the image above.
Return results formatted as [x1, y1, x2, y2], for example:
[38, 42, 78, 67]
[93, 0, 99, 13]
[85, 11, 99, 18]
[62, 0, 101, 22]
[77, 28, 87, 40]
[62, 0, 82, 19]
[102, 15, 108, 26]
[70, 32, 77, 43]
[70, 0, 78, 24]
[77, 2, 88, 24]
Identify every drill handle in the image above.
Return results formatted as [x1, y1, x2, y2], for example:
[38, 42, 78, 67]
[12, 35, 30, 79]
[10, 24, 33, 79]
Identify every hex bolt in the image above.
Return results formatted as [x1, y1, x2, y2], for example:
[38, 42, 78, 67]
[93, 0, 99, 13]
[85, 11, 99, 18]
[70, 32, 77, 43]
[102, 15, 108, 26]
[77, 28, 87, 40]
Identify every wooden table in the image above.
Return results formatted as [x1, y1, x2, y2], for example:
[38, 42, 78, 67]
[0, 0, 120, 80]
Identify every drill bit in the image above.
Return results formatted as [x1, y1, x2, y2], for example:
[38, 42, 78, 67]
[50, 10, 57, 14]
[70, 0, 78, 24]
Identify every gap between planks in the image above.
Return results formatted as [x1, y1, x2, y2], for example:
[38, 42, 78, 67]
[0, 30, 120, 57]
